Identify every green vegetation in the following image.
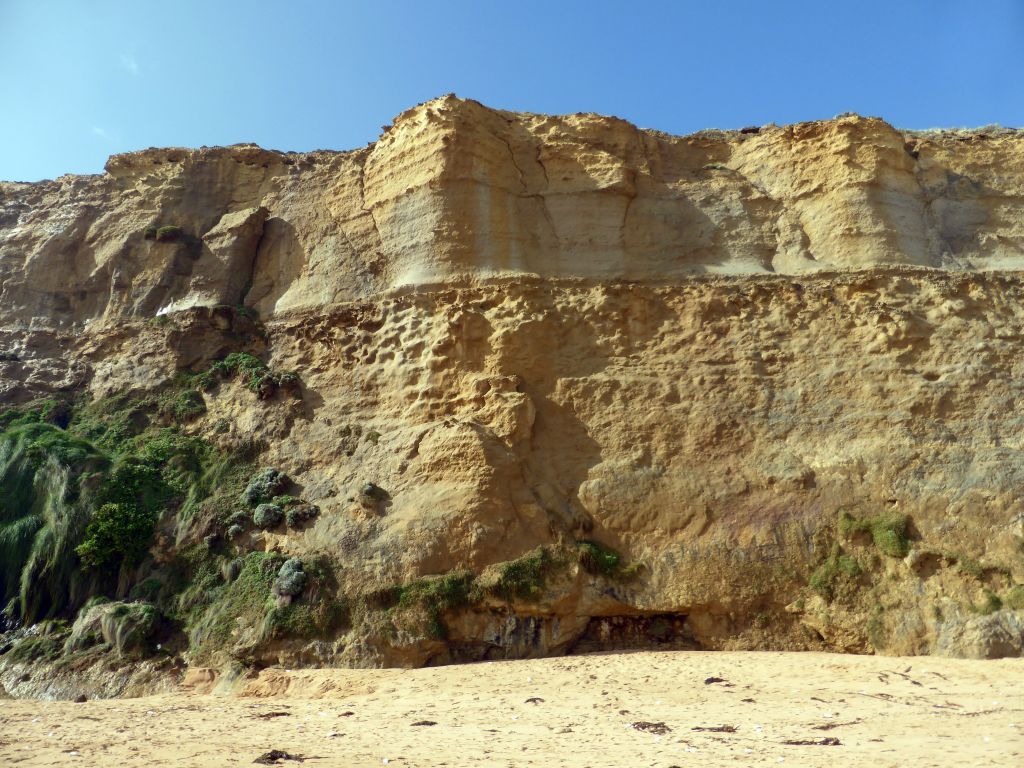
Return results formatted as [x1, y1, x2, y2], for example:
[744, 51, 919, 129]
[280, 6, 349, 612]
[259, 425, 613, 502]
[65, 599, 158, 657]
[392, 572, 473, 639]
[481, 547, 560, 602]
[1004, 585, 1024, 610]
[185, 552, 344, 660]
[272, 558, 306, 597]
[0, 384, 252, 625]
[252, 503, 283, 529]
[285, 503, 319, 528]
[360, 482, 388, 503]
[244, 468, 289, 506]
[158, 389, 206, 422]
[155, 225, 182, 242]
[2, 375, 649, 666]
[576, 540, 643, 580]
[5, 631, 68, 663]
[957, 556, 985, 580]
[839, 511, 912, 558]
[76, 503, 156, 571]
[974, 589, 1003, 615]
[188, 551, 282, 656]
[809, 543, 862, 601]
[209, 353, 299, 400]
[0, 398, 68, 430]
[0, 423, 109, 622]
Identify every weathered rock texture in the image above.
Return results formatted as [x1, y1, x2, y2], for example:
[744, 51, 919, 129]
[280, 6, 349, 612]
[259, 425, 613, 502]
[2, 96, 1024, 667]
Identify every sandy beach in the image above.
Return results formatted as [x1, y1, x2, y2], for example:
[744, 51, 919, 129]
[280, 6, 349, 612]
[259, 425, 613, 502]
[1, 651, 1022, 767]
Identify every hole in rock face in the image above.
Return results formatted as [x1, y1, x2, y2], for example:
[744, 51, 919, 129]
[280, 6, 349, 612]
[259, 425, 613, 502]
[569, 614, 699, 654]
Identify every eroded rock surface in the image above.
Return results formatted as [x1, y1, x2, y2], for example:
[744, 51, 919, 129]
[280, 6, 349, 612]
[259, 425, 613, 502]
[1, 97, 1023, 682]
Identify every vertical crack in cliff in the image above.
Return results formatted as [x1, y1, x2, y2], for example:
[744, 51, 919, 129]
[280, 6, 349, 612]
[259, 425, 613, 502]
[501, 127, 558, 241]
[355, 150, 384, 251]
[499, 131, 529, 193]
[534, 143, 550, 191]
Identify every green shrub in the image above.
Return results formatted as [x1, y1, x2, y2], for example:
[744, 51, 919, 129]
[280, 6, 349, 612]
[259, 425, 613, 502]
[866, 607, 888, 650]
[98, 457, 172, 513]
[483, 547, 558, 602]
[957, 557, 985, 580]
[143, 226, 158, 240]
[203, 353, 299, 401]
[155, 226, 182, 242]
[0, 399, 68, 430]
[159, 389, 206, 422]
[68, 393, 151, 452]
[244, 468, 289, 506]
[212, 353, 269, 394]
[252, 503, 283, 529]
[76, 502, 156, 571]
[285, 503, 319, 527]
[272, 558, 306, 597]
[190, 370, 217, 392]
[188, 551, 282, 657]
[809, 543, 862, 601]
[394, 571, 474, 639]
[577, 540, 620, 576]
[129, 577, 163, 602]
[0, 423, 108, 622]
[839, 511, 911, 558]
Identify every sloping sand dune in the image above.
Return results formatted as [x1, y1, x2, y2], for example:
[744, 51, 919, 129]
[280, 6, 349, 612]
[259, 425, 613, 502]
[2, 651, 1022, 767]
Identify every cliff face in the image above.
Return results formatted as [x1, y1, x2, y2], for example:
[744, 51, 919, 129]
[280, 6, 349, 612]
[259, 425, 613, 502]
[2, 97, 1024, 684]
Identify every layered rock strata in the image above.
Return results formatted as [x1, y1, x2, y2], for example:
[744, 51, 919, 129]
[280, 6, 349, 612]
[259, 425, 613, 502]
[1, 96, 1023, 674]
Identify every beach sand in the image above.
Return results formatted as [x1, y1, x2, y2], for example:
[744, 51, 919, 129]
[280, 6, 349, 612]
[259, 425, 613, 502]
[1, 651, 1022, 767]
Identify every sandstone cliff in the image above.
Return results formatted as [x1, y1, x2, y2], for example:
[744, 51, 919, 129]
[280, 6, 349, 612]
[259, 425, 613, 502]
[1, 97, 1023, 688]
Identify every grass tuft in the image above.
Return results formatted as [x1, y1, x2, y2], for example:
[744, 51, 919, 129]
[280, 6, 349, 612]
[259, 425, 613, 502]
[839, 511, 911, 558]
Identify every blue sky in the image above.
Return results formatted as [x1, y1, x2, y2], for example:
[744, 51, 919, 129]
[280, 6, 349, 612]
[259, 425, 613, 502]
[2, 0, 1022, 181]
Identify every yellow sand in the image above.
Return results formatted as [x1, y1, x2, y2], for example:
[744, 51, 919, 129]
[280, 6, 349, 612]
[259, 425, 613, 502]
[2, 651, 1022, 767]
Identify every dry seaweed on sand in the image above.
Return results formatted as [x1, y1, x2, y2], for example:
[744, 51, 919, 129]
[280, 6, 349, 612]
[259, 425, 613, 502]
[254, 750, 305, 764]
[631, 721, 671, 735]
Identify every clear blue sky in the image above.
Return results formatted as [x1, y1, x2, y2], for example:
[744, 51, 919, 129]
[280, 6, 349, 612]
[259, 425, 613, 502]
[2, 0, 1022, 181]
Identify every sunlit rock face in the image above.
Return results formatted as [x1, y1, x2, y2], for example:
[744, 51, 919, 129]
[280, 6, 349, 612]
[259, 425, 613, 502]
[2, 97, 1024, 668]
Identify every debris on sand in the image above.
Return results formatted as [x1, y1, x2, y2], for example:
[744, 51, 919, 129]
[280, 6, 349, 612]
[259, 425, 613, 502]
[254, 712, 291, 720]
[704, 677, 727, 685]
[812, 719, 862, 731]
[410, 721, 436, 726]
[692, 725, 737, 733]
[525, 697, 545, 704]
[631, 721, 671, 735]
[782, 737, 841, 746]
[254, 749, 305, 764]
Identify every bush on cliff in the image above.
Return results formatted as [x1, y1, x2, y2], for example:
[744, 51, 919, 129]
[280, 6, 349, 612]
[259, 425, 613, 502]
[839, 511, 911, 558]
[75, 502, 157, 571]
[209, 353, 301, 400]
[252, 502, 283, 529]
[0, 423, 108, 622]
[244, 468, 289, 506]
